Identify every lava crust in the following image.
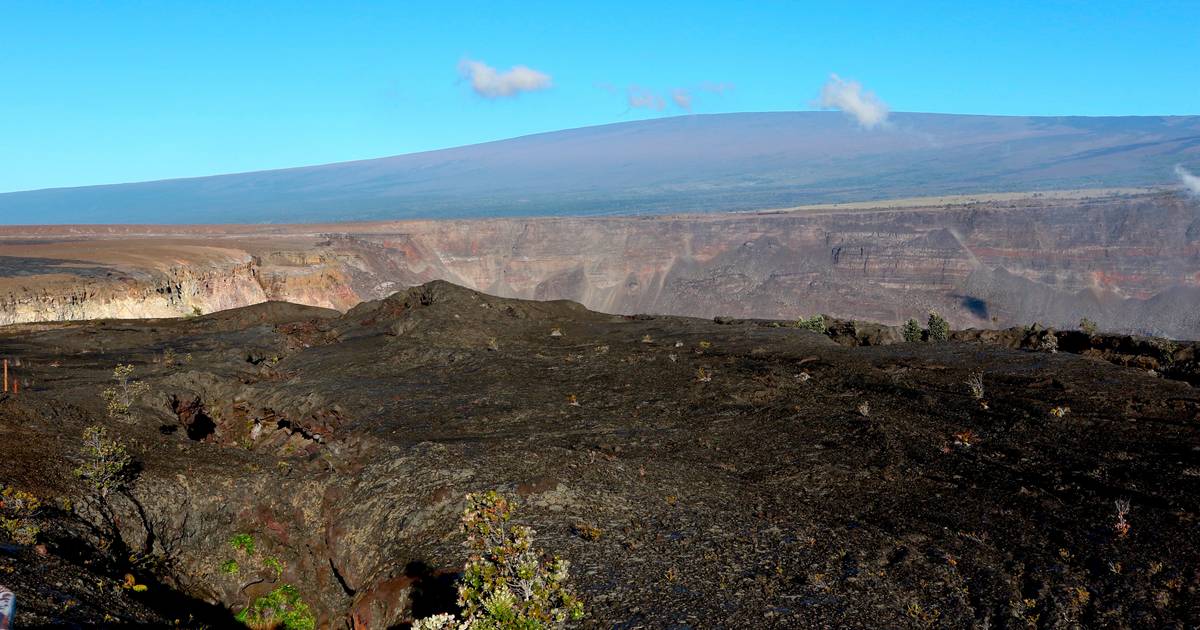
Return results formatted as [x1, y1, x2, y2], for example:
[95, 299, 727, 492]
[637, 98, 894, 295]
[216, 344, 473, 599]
[0, 281, 1198, 627]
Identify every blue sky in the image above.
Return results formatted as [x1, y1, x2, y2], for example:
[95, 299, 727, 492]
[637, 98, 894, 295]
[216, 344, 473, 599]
[1, 1, 1197, 193]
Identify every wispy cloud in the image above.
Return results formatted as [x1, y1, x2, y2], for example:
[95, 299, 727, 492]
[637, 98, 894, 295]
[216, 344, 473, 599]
[698, 81, 735, 95]
[816, 73, 889, 129]
[627, 86, 665, 111]
[458, 59, 551, 98]
[1176, 165, 1200, 195]
[671, 88, 692, 111]
[617, 81, 729, 113]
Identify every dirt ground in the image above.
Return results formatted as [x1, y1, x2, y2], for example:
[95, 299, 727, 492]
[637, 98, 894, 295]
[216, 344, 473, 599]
[0, 280, 1197, 628]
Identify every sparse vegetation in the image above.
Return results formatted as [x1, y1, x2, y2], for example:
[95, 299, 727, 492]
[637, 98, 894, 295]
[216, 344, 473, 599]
[221, 532, 288, 594]
[413, 491, 584, 629]
[264, 556, 284, 580]
[794, 315, 826, 333]
[1038, 332, 1059, 353]
[230, 533, 256, 555]
[572, 523, 603, 541]
[1150, 338, 1178, 366]
[235, 584, 315, 630]
[965, 371, 984, 400]
[101, 364, 149, 418]
[74, 425, 135, 500]
[927, 312, 950, 341]
[1079, 317, 1098, 335]
[0, 483, 42, 545]
[1113, 499, 1131, 538]
[902, 318, 923, 342]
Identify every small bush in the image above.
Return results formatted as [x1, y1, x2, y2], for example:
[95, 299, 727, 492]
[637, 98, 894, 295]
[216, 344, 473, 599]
[101, 364, 148, 418]
[1079, 317, 1098, 336]
[74, 425, 135, 500]
[0, 484, 42, 545]
[901, 318, 923, 342]
[927, 312, 950, 342]
[965, 372, 985, 400]
[794, 315, 826, 333]
[414, 491, 584, 629]
[235, 584, 315, 630]
[264, 556, 284, 580]
[572, 523, 603, 541]
[1038, 332, 1059, 354]
[230, 533, 256, 555]
[1113, 499, 1131, 539]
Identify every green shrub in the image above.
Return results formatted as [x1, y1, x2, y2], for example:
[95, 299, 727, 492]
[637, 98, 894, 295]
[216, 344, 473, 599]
[901, 318, 923, 342]
[0, 484, 42, 545]
[264, 556, 284, 580]
[413, 491, 584, 629]
[222, 533, 286, 584]
[74, 425, 134, 500]
[927, 312, 950, 342]
[794, 315, 826, 333]
[235, 584, 314, 630]
[230, 533, 256, 555]
[1079, 317, 1098, 336]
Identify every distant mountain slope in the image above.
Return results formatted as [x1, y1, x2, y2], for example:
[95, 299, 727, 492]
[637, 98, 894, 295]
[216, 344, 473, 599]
[2, 111, 1198, 224]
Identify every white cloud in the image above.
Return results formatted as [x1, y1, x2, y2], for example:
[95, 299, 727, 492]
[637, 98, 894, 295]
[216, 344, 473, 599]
[816, 73, 889, 129]
[671, 88, 692, 111]
[457, 59, 551, 98]
[627, 86, 665, 111]
[1176, 165, 1200, 195]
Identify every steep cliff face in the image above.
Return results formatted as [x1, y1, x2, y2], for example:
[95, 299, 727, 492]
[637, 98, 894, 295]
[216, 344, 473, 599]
[331, 191, 1199, 336]
[1, 190, 1198, 337]
[0, 249, 360, 326]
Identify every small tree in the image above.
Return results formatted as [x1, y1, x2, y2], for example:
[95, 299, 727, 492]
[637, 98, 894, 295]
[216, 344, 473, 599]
[74, 425, 135, 501]
[102, 364, 149, 418]
[901, 318, 923, 342]
[927, 312, 950, 342]
[1079, 317, 1098, 336]
[414, 491, 584, 629]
